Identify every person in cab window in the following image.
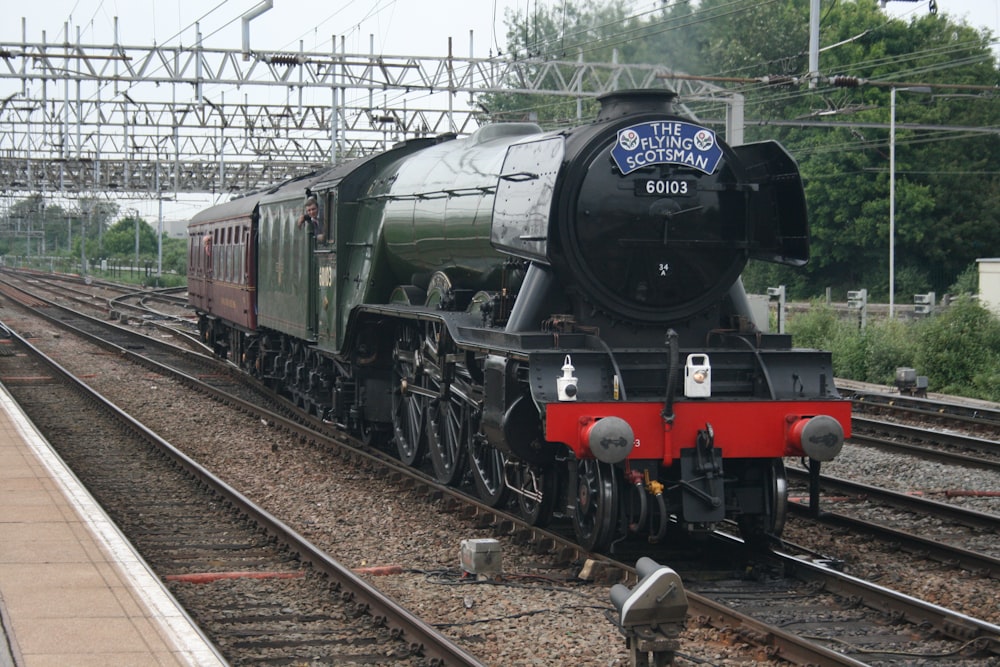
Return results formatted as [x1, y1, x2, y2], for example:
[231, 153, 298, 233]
[297, 196, 324, 243]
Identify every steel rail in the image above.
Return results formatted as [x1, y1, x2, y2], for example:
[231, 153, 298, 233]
[0, 322, 488, 667]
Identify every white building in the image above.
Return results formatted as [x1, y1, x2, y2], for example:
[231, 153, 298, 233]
[977, 258, 1000, 316]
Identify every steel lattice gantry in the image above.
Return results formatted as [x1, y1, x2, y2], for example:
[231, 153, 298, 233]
[0, 30, 741, 196]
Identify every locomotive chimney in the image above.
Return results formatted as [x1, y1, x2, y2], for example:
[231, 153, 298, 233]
[596, 89, 678, 121]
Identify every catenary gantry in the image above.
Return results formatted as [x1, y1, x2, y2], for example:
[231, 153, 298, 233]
[0, 20, 741, 197]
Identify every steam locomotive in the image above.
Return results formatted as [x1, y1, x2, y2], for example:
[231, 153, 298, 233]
[188, 89, 851, 551]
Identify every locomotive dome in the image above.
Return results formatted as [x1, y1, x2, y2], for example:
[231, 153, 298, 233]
[594, 88, 679, 120]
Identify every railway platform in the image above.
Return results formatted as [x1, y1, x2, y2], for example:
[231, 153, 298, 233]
[0, 384, 225, 666]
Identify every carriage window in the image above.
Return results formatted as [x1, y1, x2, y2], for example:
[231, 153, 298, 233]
[236, 226, 243, 280]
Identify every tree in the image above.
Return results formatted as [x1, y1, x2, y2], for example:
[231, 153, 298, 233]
[789, 3, 1000, 300]
[478, 0, 648, 126]
[3, 195, 69, 255]
[161, 237, 188, 275]
[102, 214, 158, 258]
[2, 195, 119, 257]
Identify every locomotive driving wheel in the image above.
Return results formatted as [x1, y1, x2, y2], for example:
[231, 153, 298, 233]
[515, 461, 556, 527]
[391, 326, 427, 467]
[737, 459, 788, 547]
[426, 387, 471, 486]
[573, 460, 619, 552]
[425, 325, 468, 486]
[468, 433, 507, 507]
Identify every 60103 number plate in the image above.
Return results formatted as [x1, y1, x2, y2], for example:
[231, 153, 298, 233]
[634, 179, 695, 197]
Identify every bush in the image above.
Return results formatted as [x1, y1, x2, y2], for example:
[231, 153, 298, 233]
[948, 263, 978, 296]
[858, 318, 916, 385]
[914, 297, 1000, 400]
[785, 300, 841, 348]
[786, 297, 1000, 401]
[785, 302, 864, 379]
[142, 273, 185, 288]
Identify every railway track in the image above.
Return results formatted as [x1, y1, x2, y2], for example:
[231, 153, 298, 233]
[685, 537, 999, 664]
[851, 415, 1000, 470]
[785, 500, 999, 579]
[2, 278, 999, 664]
[0, 268, 204, 350]
[789, 381, 1000, 575]
[0, 324, 486, 666]
[788, 446, 998, 582]
[0, 273, 273, 407]
[840, 380, 1000, 434]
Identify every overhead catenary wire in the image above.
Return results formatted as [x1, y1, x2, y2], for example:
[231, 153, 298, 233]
[453, 0, 995, 126]
[5, 0, 996, 184]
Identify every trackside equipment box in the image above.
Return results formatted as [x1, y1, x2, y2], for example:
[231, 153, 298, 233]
[460, 539, 502, 575]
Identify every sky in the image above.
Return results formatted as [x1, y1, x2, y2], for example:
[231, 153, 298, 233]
[3, 0, 998, 58]
[3, 0, 517, 59]
[2, 0, 998, 227]
[883, 0, 999, 34]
